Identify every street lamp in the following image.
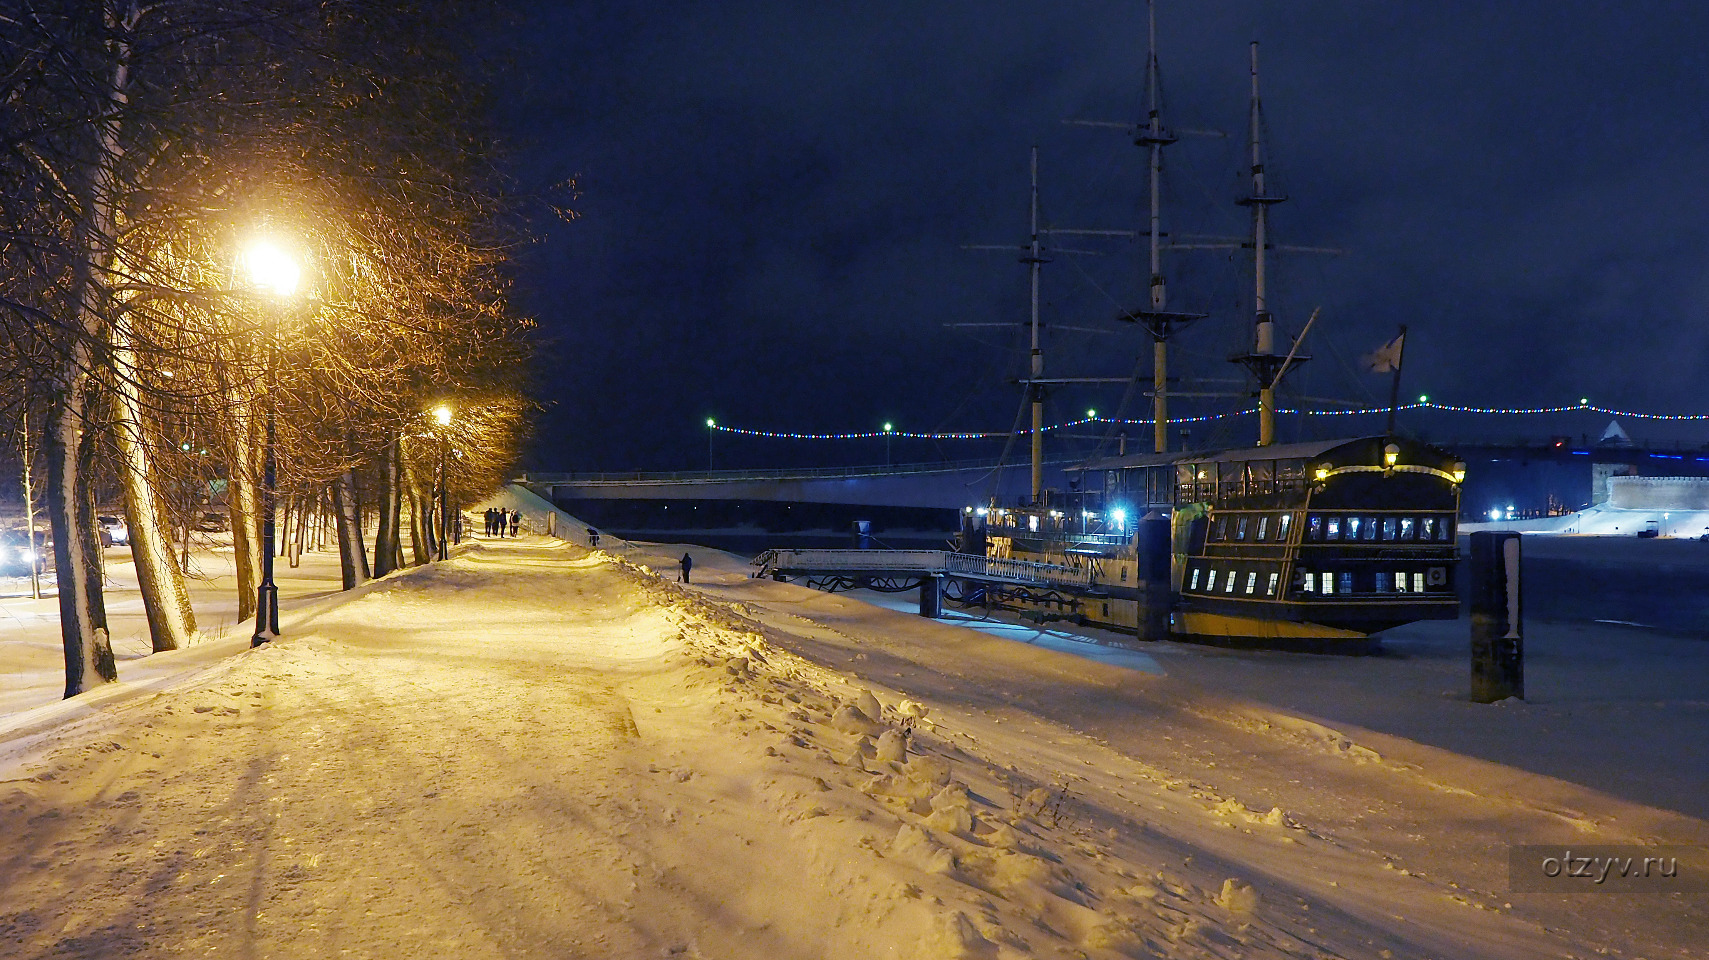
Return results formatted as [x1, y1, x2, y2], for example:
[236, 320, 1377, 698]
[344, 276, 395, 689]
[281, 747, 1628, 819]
[241, 238, 302, 646]
[883, 422, 894, 465]
[433, 404, 453, 560]
[706, 417, 716, 470]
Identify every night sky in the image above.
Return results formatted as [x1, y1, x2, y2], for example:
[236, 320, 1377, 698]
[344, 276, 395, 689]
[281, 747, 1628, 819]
[497, 2, 1709, 472]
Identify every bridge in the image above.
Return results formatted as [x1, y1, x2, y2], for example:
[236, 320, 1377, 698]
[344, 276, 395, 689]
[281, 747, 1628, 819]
[520, 438, 1709, 520]
[749, 547, 1097, 619]
[520, 458, 1072, 510]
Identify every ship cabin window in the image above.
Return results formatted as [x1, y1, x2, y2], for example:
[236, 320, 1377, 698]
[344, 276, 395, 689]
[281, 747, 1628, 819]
[1247, 460, 1273, 496]
[1399, 517, 1415, 540]
[1321, 571, 1335, 594]
[1244, 572, 1258, 594]
[1421, 517, 1437, 540]
[1265, 572, 1279, 596]
[1382, 517, 1398, 541]
[1028, 514, 1039, 533]
[1345, 516, 1361, 540]
[1340, 572, 1354, 594]
[1277, 513, 1293, 541]
[1213, 516, 1228, 541]
[1298, 568, 1313, 592]
[1326, 517, 1342, 541]
[1308, 515, 1323, 540]
[1276, 459, 1307, 493]
[1413, 572, 1426, 592]
[1436, 517, 1454, 541]
[1375, 572, 1389, 592]
[1190, 567, 1201, 590]
[1394, 571, 1408, 592]
[1225, 571, 1238, 593]
[1206, 569, 1219, 591]
[1236, 517, 1249, 540]
[1255, 516, 1269, 540]
[1214, 462, 1239, 501]
[1361, 517, 1379, 540]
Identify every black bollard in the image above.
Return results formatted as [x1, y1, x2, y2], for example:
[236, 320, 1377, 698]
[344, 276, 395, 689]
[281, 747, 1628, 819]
[1134, 512, 1172, 642]
[919, 574, 943, 619]
[1469, 531, 1524, 702]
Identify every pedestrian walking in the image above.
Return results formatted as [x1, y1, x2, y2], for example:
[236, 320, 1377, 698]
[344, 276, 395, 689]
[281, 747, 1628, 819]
[486, 508, 497, 536]
[679, 552, 693, 584]
[588, 527, 599, 548]
[495, 508, 507, 537]
[509, 510, 520, 537]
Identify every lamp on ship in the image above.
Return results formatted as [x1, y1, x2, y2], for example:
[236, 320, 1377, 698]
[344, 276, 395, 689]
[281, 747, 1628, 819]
[1384, 443, 1401, 469]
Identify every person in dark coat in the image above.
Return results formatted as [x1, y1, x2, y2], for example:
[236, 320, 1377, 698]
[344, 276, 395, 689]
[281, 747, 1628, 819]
[679, 552, 693, 583]
[587, 527, 599, 548]
[484, 508, 496, 536]
[509, 509, 520, 537]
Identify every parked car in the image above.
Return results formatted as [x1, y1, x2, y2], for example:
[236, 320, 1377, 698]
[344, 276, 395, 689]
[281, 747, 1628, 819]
[196, 511, 230, 532]
[0, 529, 49, 577]
[97, 514, 129, 547]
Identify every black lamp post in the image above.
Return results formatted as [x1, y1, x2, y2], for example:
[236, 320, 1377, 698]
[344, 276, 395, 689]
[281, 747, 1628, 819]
[243, 240, 301, 647]
[434, 404, 452, 560]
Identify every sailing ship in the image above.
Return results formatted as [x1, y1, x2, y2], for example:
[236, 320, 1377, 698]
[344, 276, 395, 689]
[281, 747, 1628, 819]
[973, 5, 1464, 647]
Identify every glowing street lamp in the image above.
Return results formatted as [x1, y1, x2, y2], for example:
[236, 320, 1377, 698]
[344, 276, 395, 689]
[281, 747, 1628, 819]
[705, 417, 717, 471]
[883, 422, 894, 465]
[242, 237, 304, 646]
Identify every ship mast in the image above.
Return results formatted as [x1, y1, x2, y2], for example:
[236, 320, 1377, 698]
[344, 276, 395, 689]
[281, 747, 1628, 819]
[1122, 0, 1204, 453]
[1232, 41, 1305, 446]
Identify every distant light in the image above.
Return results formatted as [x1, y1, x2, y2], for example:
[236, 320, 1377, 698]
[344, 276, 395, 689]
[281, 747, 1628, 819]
[1580, 398, 1589, 405]
[883, 422, 894, 432]
[1418, 394, 1429, 403]
[1110, 508, 1128, 528]
[433, 404, 452, 426]
[1087, 409, 1097, 419]
[975, 507, 989, 517]
[706, 418, 716, 428]
[1489, 508, 1502, 521]
[964, 505, 973, 514]
[181, 442, 191, 451]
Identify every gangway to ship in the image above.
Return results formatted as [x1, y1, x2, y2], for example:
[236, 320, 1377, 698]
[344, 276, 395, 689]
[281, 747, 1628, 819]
[750, 548, 1094, 619]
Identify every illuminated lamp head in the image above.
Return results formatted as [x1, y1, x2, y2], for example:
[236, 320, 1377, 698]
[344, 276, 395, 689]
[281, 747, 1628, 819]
[1383, 443, 1400, 468]
[1451, 461, 1467, 483]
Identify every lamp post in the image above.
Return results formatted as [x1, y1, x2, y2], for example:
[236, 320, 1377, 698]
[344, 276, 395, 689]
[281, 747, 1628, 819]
[705, 417, 716, 471]
[242, 239, 301, 647]
[883, 422, 894, 465]
[434, 404, 452, 560]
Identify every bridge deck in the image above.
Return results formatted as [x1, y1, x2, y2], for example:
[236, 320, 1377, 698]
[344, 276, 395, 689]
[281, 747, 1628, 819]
[752, 548, 1093, 590]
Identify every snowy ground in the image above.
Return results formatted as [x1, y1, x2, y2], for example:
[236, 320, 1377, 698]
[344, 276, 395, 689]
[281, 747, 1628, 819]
[0, 537, 346, 719]
[2, 527, 1705, 958]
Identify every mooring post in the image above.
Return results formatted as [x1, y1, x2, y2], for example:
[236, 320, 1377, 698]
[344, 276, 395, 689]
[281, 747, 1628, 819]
[1135, 511, 1172, 642]
[919, 574, 943, 619]
[1469, 530, 1524, 702]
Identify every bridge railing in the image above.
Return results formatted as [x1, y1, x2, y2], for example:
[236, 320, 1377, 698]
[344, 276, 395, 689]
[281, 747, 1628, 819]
[943, 553, 1094, 588]
[519, 458, 1081, 486]
[754, 548, 948, 574]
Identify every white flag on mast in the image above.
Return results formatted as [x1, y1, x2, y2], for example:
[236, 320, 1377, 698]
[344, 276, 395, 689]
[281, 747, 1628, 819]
[1363, 332, 1405, 374]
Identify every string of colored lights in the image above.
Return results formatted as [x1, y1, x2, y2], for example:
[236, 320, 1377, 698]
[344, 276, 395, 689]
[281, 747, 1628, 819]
[704, 399, 1709, 441]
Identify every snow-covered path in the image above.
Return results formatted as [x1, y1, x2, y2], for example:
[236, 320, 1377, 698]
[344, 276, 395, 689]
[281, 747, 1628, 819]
[1, 537, 1703, 958]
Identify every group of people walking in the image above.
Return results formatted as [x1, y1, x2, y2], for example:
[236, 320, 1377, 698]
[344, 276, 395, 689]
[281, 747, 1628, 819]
[483, 507, 520, 537]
